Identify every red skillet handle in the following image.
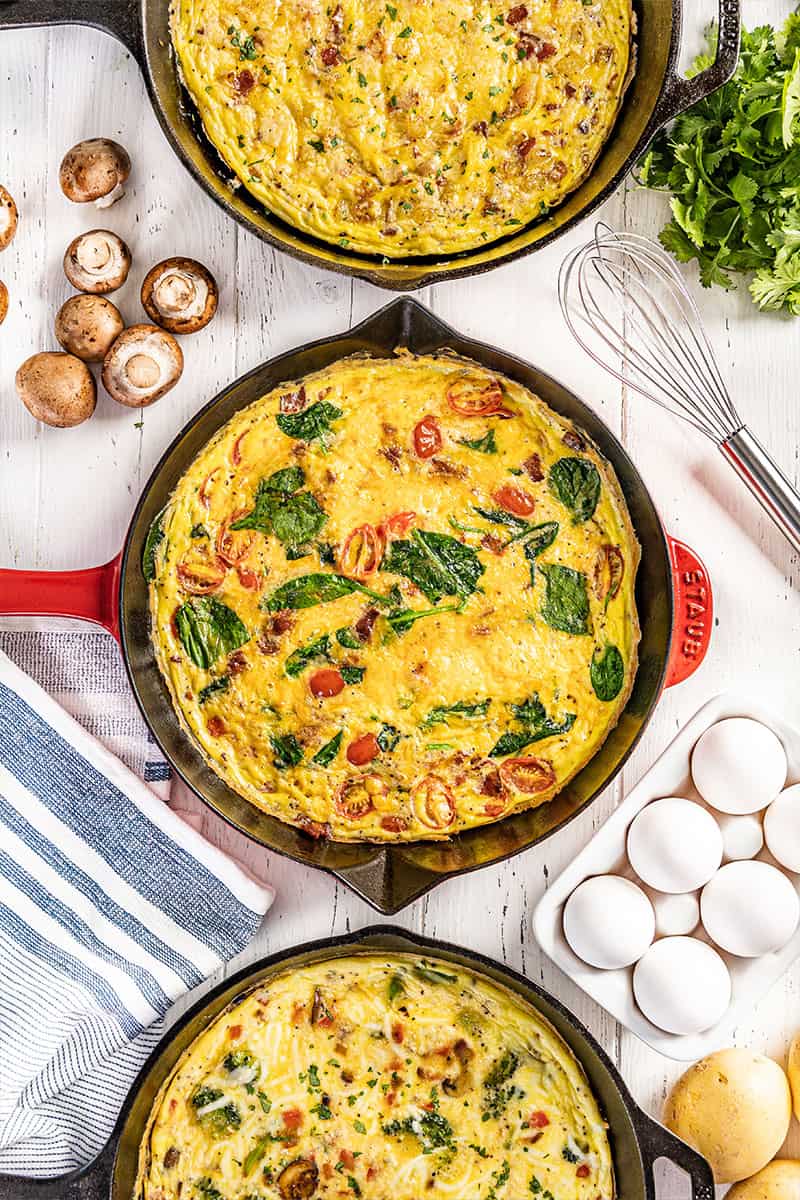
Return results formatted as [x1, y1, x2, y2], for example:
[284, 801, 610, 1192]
[0, 555, 121, 642]
[664, 536, 712, 688]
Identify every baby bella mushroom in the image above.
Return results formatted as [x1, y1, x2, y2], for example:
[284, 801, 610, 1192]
[0, 185, 18, 250]
[55, 295, 124, 362]
[141, 257, 218, 334]
[64, 230, 131, 294]
[102, 324, 183, 407]
[16, 352, 96, 427]
[0, 281, 7, 325]
[59, 138, 131, 207]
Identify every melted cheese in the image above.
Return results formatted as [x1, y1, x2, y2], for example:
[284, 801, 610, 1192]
[137, 955, 615, 1200]
[148, 352, 640, 842]
[170, 0, 632, 256]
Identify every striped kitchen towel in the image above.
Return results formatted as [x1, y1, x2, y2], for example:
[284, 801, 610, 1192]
[0, 645, 274, 1178]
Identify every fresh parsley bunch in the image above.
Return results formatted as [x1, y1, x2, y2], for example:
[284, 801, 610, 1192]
[638, 15, 800, 313]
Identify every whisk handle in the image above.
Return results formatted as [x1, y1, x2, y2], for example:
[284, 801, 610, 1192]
[653, 0, 740, 126]
[721, 426, 800, 556]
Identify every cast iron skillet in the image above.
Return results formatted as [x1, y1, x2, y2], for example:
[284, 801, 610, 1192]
[0, 0, 739, 289]
[0, 926, 715, 1200]
[0, 299, 713, 913]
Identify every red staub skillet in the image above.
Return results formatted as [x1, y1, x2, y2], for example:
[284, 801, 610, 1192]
[0, 0, 739, 288]
[0, 299, 713, 912]
[0, 926, 715, 1199]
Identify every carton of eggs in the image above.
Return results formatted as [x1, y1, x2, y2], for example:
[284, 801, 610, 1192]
[532, 696, 800, 1059]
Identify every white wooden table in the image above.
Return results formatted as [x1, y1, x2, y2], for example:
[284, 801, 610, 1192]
[2, 6, 800, 1183]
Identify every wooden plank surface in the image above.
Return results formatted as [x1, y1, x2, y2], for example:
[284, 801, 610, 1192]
[1, 6, 799, 1184]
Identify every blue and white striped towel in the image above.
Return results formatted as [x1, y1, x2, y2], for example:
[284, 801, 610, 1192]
[0, 644, 274, 1178]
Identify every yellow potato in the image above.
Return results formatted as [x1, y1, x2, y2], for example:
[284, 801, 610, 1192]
[664, 1048, 791, 1183]
[727, 1160, 800, 1200]
[787, 1035, 800, 1122]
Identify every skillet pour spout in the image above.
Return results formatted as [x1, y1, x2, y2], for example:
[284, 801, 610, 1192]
[0, 926, 716, 1200]
[0, 0, 739, 287]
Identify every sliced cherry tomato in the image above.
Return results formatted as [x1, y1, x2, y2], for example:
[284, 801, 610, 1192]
[412, 774, 456, 829]
[339, 1150, 356, 1170]
[335, 771, 383, 817]
[483, 801, 508, 818]
[382, 510, 417, 539]
[492, 484, 535, 516]
[282, 1107, 303, 1130]
[338, 524, 383, 580]
[345, 734, 381, 768]
[198, 467, 221, 509]
[576, 1164, 591, 1179]
[446, 374, 504, 416]
[380, 814, 409, 833]
[216, 510, 255, 567]
[499, 756, 556, 794]
[413, 415, 442, 459]
[528, 1110, 550, 1128]
[594, 543, 624, 603]
[231, 431, 247, 465]
[176, 554, 226, 595]
[237, 566, 261, 590]
[309, 667, 345, 698]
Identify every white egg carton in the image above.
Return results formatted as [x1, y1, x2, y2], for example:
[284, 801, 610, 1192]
[533, 693, 800, 1061]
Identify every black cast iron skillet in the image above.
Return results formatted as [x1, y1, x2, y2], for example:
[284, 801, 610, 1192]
[0, 0, 739, 289]
[0, 926, 715, 1200]
[0, 298, 714, 913]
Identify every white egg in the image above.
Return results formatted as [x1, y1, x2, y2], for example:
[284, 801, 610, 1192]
[717, 811, 764, 862]
[701, 861, 800, 957]
[563, 875, 655, 969]
[627, 798, 723, 893]
[691, 718, 787, 814]
[764, 784, 800, 873]
[647, 889, 700, 937]
[633, 937, 731, 1034]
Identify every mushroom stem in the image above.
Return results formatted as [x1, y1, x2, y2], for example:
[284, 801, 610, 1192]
[141, 257, 218, 334]
[63, 230, 132, 294]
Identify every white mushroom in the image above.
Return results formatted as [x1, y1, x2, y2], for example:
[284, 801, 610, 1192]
[140, 256, 219, 334]
[55, 294, 125, 362]
[102, 324, 183, 407]
[16, 351, 97, 427]
[63, 230, 132, 294]
[59, 138, 131, 206]
[0, 280, 8, 326]
[0, 185, 18, 251]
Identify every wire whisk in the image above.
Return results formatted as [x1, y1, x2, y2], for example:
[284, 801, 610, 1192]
[559, 226, 800, 556]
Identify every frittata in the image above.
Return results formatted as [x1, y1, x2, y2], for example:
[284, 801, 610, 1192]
[146, 352, 639, 842]
[136, 954, 615, 1200]
[170, 0, 632, 257]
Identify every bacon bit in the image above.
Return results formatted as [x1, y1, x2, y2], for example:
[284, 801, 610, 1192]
[321, 44, 341, 65]
[228, 1024, 243, 1040]
[480, 768, 505, 796]
[380, 445, 403, 471]
[549, 159, 568, 182]
[577, 1164, 591, 1178]
[367, 1166, 378, 1180]
[227, 650, 248, 675]
[413, 415, 442, 459]
[280, 385, 307, 413]
[380, 814, 409, 833]
[517, 135, 537, 159]
[341, 1068, 354, 1083]
[163, 1147, 180, 1170]
[355, 607, 379, 642]
[346, 733, 381, 766]
[391, 1022, 405, 1044]
[563, 428, 586, 451]
[473, 120, 489, 136]
[298, 817, 330, 839]
[385, 1091, 397, 1106]
[565, 81, 577, 96]
[429, 457, 467, 479]
[518, 32, 556, 59]
[237, 566, 261, 590]
[322, 1163, 333, 1181]
[207, 716, 226, 737]
[257, 635, 279, 655]
[169, 1098, 178, 1114]
[282, 1107, 304, 1130]
[507, 3, 528, 21]
[231, 69, 255, 96]
[522, 452, 544, 481]
[481, 533, 506, 556]
[528, 1110, 550, 1128]
[339, 1150, 356, 1170]
[524, 1130, 544, 1144]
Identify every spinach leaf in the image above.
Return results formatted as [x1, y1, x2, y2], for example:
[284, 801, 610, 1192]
[285, 544, 312, 561]
[459, 429, 497, 453]
[317, 541, 337, 565]
[270, 733, 303, 768]
[548, 458, 601, 524]
[473, 506, 531, 542]
[270, 492, 328, 547]
[490, 692, 576, 757]
[590, 644, 625, 701]
[422, 698, 491, 729]
[232, 468, 326, 549]
[264, 572, 391, 611]
[377, 723, 401, 751]
[284, 634, 331, 677]
[386, 601, 462, 634]
[383, 530, 484, 603]
[142, 507, 166, 582]
[263, 465, 305, 495]
[313, 730, 343, 766]
[175, 597, 249, 669]
[340, 665, 365, 685]
[524, 521, 560, 584]
[335, 626, 361, 648]
[276, 401, 343, 445]
[540, 563, 591, 635]
[198, 676, 230, 704]
[190, 523, 208, 539]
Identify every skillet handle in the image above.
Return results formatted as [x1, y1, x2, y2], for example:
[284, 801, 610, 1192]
[0, 1135, 116, 1200]
[0, 0, 142, 60]
[632, 1108, 714, 1200]
[0, 555, 121, 642]
[652, 0, 740, 127]
[664, 536, 712, 688]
